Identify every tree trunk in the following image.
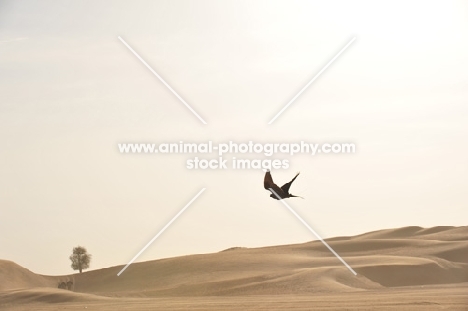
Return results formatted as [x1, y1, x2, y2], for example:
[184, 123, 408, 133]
[78, 254, 82, 273]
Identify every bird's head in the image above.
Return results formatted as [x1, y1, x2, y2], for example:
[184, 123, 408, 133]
[288, 194, 304, 199]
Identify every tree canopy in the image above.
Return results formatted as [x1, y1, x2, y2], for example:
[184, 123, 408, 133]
[69, 246, 91, 273]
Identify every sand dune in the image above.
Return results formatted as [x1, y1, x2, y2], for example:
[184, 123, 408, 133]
[0, 288, 109, 304]
[1, 225, 467, 310]
[0, 261, 56, 291]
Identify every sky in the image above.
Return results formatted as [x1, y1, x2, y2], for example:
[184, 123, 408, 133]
[1, 0, 467, 275]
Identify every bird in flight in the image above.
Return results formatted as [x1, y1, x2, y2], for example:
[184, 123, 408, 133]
[264, 170, 303, 200]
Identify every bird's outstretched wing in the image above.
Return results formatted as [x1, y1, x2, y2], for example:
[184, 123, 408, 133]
[281, 172, 300, 194]
[264, 171, 284, 196]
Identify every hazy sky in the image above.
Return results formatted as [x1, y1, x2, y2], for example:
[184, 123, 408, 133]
[1, 0, 467, 275]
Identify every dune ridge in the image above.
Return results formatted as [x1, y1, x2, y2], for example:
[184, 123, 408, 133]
[1, 225, 467, 309]
[0, 260, 56, 291]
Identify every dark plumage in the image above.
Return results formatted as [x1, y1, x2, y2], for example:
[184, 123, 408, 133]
[264, 170, 303, 200]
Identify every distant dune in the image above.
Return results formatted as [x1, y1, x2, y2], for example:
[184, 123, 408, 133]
[1, 225, 467, 310]
[0, 261, 56, 291]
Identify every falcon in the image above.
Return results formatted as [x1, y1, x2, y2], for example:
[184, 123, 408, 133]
[264, 170, 303, 200]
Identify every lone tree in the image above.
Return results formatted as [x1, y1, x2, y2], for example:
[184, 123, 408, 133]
[69, 246, 91, 273]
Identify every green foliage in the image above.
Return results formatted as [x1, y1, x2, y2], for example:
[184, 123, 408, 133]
[69, 246, 91, 273]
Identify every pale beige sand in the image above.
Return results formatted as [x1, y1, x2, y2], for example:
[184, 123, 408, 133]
[1, 226, 467, 310]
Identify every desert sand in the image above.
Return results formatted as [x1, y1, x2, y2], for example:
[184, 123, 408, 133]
[1, 225, 467, 310]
